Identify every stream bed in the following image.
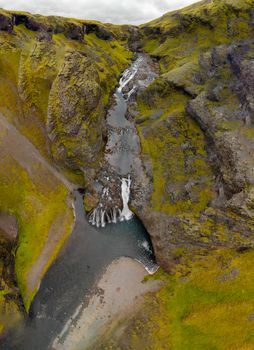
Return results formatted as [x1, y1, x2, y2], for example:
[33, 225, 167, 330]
[2, 54, 159, 350]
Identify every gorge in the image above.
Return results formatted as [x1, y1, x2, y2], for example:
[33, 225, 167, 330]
[1, 0, 254, 349]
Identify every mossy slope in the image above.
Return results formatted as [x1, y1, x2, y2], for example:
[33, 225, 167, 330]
[0, 9, 134, 321]
[99, 249, 254, 350]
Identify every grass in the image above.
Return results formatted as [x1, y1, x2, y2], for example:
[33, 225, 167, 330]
[0, 155, 74, 311]
[141, 0, 254, 74]
[146, 249, 254, 350]
[0, 12, 133, 313]
[103, 249, 254, 350]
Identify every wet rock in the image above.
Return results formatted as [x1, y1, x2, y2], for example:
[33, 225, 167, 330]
[127, 26, 143, 52]
[0, 213, 18, 243]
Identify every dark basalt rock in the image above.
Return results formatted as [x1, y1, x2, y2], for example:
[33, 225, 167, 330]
[64, 23, 85, 41]
[13, 14, 42, 31]
[0, 13, 13, 33]
[12, 13, 84, 41]
[127, 26, 143, 51]
[142, 26, 161, 36]
[84, 23, 113, 40]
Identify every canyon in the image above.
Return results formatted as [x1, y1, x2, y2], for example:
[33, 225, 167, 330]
[1, 0, 254, 349]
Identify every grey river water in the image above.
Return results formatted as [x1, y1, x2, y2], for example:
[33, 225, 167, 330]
[1, 54, 158, 349]
[2, 192, 157, 350]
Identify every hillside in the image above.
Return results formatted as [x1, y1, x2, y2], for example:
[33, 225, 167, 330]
[0, 8, 135, 329]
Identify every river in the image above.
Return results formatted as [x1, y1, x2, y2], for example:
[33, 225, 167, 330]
[2, 54, 159, 350]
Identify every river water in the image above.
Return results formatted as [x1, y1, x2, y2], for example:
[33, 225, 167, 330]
[2, 54, 158, 350]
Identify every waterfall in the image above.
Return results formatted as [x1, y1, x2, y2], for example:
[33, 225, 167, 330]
[88, 55, 150, 229]
[88, 175, 133, 228]
[120, 175, 133, 221]
[118, 66, 137, 94]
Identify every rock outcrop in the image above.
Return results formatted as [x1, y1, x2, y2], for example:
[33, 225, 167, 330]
[130, 0, 254, 271]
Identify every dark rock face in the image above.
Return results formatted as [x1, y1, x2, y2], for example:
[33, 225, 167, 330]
[12, 13, 85, 41]
[127, 27, 143, 52]
[62, 23, 84, 41]
[188, 41, 254, 204]
[0, 13, 13, 33]
[84, 23, 113, 40]
[13, 14, 42, 31]
[0, 213, 18, 243]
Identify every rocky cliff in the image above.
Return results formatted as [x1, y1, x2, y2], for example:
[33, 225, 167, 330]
[129, 0, 254, 271]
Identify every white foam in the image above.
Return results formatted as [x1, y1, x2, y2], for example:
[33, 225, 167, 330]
[120, 174, 133, 221]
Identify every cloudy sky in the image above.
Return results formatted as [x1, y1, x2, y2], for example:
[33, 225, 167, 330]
[0, 0, 198, 24]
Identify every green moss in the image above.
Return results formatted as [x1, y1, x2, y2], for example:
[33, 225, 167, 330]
[0, 155, 74, 310]
[137, 79, 213, 216]
[85, 33, 132, 105]
[0, 290, 21, 335]
[105, 249, 254, 350]
[141, 0, 254, 74]
[0, 10, 134, 312]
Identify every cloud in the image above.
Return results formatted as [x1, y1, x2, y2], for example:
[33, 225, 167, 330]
[0, 0, 198, 24]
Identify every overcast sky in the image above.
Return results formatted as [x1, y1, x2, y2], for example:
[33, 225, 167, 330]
[0, 0, 198, 24]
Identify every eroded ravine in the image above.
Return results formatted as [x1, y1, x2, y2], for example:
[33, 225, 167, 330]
[87, 54, 158, 232]
[2, 54, 159, 350]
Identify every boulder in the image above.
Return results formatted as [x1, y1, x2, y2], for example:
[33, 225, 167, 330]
[0, 213, 18, 243]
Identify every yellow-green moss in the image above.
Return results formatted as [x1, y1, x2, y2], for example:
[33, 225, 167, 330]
[0, 155, 74, 310]
[105, 249, 254, 350]
[137, 80, 214, 216]
[0, 290, 21, 335]
[0, 11, 134, 311]
[141, 0, 254, 74]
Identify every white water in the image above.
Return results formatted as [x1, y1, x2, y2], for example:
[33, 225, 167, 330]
[88, 174, 133, 228]
[88, 55, 156, 229]
[89, 205, 121, 228]
[117, 56, 142, 95]
[120, 175, 133, 221]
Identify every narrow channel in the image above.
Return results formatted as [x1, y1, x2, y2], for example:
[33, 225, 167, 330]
[2, 54, 159, 350]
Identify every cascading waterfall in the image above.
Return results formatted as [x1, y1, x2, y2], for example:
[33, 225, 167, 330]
[88, 175, 133, 228]
[120, 175, 133, 221]
[88, 54, 157, 230]
[87, 58, 142, 228]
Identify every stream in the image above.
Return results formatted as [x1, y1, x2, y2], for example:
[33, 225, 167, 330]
[2, 54, 159, 350]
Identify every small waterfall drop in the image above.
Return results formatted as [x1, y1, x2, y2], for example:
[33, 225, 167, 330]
[88, 175, 133, 228]
[120, 175, 133, 221]
[87, 54, 157, 230]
